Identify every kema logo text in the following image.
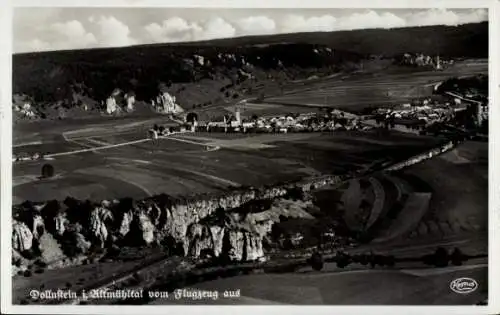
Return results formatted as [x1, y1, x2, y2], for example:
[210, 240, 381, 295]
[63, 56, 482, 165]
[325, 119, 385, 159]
[450, 277, 478, 294]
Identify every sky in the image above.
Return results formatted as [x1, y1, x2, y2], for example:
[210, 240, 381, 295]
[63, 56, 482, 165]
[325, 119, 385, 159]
[13, 8, 488, 53]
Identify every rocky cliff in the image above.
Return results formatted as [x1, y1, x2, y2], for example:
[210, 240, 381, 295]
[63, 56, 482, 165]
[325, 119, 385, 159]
[11, 139, 462, 271]
[12, 175, 343, 269]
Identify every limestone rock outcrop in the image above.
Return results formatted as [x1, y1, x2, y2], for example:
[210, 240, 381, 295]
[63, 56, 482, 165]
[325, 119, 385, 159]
[118, 210, 134, 237]
[244, 233, 264, 261]
[11, 175, 345, 264]
[54, 214, 68, 237]
[106, 96, 118, 114]
[12, 221, 33, 252]
[136, 211, 155, 245]
[156, 92, 184, 114]
[226, 230, 245, 261]
[38, 232, 65, 263]
[32, 214, 46, 240]
[89, 206, 113, 247]
[125, 93, 135, 112]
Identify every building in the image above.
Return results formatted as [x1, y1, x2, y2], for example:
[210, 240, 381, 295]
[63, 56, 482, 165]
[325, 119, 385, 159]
[235, 107, 241, 126]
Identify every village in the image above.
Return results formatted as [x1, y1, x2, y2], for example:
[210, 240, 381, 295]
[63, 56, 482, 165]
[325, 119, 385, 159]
[13, 90, 486, 163]
[150, 92, 485, 139]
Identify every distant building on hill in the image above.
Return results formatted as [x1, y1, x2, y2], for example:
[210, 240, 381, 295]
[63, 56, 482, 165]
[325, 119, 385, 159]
[235, 107, 241, 125]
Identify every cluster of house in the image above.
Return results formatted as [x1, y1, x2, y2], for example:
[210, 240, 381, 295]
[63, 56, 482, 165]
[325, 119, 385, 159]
[374, 99, 459, 127]
[374, 99, 465, 132]
[399, 53, 451, 70]
[199, 108, 366, 134]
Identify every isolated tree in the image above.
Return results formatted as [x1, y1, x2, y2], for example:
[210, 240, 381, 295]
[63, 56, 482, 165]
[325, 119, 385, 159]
[426, 247, 449, 267]
[41, 164, 55, 178]
[450, 247, 465, 266]
[186, 112, 198, 124]
[336, 251, 350, 268]
[309, 251, 324, 271]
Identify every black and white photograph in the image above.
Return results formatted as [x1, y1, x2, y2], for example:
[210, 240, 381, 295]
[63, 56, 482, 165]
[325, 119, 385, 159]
[1, 1, 498, 313]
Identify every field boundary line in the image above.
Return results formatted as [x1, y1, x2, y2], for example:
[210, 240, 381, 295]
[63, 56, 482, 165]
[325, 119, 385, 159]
[45, 131, 193, 158]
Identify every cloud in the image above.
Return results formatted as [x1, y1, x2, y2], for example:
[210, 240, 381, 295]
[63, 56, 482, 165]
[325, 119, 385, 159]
[14, 8, 488, 53]
[18, 39, 52, 53]
[16, 20, 97, 52]
[92, 15, 138, 47]
[406, 8, 488, 27]
[236, 16, 276, 35]
[49, 20, 98, 48]
[279, 9, 486, 34]
[201, 17, 236, 40]
[145, 17, 200, 42]
[335, 11, 406, 30]
[144, 17, 235, 43]
[281, 14, 337, 33]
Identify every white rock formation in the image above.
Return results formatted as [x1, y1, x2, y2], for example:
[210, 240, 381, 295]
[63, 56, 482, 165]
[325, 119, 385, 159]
[244, 233, 264, 261]
[119, 210, 134, 236]
[106, 96, 118, 114]
[194, 54, 205, 66]
[54, 214, 68, 237]
[90, 207, 113, 247]
[32, 215, 45, 240]
[157, 92, 184, 114]
[12, 221, 33, 252]
[74, 232, 91, 254]
[137, 212, 155, 244]
[227, 231, 245, 261]
[185, 224, 214, 257]
[210, 226, 225, 257]
[38, 232, 65, 263]
[125, 94, 135, 112]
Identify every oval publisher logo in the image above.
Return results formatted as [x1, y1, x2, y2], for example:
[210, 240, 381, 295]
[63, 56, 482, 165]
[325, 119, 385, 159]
[450, 277, 478, 294]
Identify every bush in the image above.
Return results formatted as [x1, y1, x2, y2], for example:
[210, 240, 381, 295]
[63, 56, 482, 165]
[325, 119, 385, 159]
[309, 252, 324, 271]
[41, 164, 55, 178]
[450, 247, 465, 266]
[34, 260, 47, 268]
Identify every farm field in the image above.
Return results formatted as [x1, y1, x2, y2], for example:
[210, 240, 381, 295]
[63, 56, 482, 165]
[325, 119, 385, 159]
[264, 60, 488, 112]
[13, 115, 176, 148]
[400, 141, 488, 239]
[12, 126, 443, 204]
[150, 262, 487, 305]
